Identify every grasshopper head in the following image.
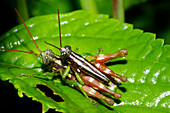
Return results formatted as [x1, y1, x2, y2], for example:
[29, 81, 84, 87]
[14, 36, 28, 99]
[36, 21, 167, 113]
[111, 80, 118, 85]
[41, 49, 55, 65]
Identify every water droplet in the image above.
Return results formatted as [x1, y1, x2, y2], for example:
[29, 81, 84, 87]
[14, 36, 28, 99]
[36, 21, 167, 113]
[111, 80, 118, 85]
[128, 78, 135, 83]
[33, 36, 38, 40]
[61, 21, 68, 25]
[28, 23, 35, 27]
[139, 76, 146, 83]
[65, 33, 71, 36]
[143, 68, 150, 75]
[14, 42, 17, 45]
[13, 29, 18, 32]
[85, 22, 89, 25]
[123, 25, 128, 29]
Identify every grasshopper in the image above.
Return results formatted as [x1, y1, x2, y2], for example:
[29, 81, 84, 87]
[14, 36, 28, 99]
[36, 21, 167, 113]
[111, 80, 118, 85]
[0, 9, 128, 106]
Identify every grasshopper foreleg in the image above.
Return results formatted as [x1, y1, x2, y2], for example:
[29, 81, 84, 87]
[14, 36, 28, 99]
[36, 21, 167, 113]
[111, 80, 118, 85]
[61, 65, 70, 79]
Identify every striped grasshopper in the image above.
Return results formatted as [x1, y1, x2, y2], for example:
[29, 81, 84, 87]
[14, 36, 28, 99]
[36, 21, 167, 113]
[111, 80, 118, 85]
[0, 9, 128, 106]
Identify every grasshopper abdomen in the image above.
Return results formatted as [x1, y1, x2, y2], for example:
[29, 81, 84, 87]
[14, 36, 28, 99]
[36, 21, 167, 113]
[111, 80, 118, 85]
[68, 51, 110, 83]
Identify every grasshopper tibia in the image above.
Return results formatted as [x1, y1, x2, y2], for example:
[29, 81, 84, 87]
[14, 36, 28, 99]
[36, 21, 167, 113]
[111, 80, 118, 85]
[90, 49, 128, 63]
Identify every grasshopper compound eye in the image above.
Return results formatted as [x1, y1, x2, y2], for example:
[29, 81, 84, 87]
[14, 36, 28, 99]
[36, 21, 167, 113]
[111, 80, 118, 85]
[44, 49, 52, 55]
[64, 45, 71, 50]
[60, 51, 69, 62]
[43, 55, 51, 65]
[64, 45, 71, 53]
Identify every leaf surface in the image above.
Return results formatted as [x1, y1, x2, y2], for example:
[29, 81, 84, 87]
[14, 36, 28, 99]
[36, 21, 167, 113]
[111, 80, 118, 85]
[0, 10, 169, 113]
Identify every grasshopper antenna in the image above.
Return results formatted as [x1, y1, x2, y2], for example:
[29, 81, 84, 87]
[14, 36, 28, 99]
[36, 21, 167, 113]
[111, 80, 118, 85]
[0, 48, 39, 56]
[57, 9, 62, 48]
[44, 41, 61, 50]
[44, 9, 62, 51]
[0, 9, 40, 56]
[14, 8, 41, 53]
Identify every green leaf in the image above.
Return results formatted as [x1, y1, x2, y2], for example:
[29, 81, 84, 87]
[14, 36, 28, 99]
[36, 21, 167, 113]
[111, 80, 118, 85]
[0, 10, 169, 113]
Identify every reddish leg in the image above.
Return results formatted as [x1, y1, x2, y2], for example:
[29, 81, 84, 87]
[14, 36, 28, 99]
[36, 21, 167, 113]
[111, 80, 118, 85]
[82, 76, 121, 99]
[67, 73, 116, 105]
[67, 74, 114, 105]
[82, 85, 114, 106]
[85, 49, 128, 82]
[91, 61, 127, 82]
[87, 49, 128, 63]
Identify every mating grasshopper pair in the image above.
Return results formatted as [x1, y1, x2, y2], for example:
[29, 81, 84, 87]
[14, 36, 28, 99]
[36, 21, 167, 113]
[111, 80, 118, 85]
[0, 9, 128, 106]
